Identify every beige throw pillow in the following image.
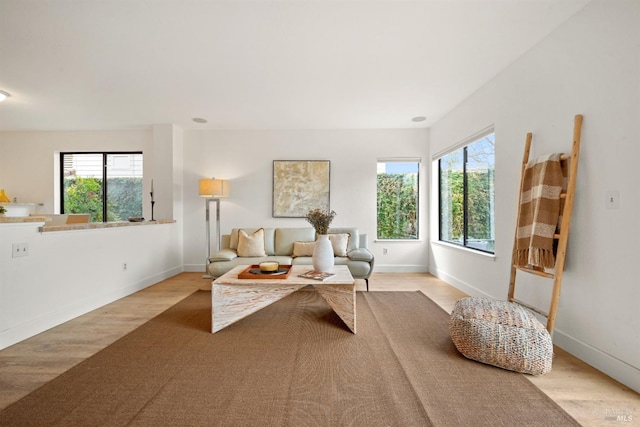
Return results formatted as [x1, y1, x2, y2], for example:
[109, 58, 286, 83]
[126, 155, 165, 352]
[292, 241, 315, 257]
[237, 228, 267, 257]
[328, 233, 350, 257]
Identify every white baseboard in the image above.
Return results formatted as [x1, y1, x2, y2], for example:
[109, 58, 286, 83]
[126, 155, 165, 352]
[553, 330, 640, 394]
[430, 266, 640, 394]
[429, 267, 493, 298]
[142, 265, 183, 287]
[0, 265, 183, 351]
[183, 263, 208, 273]
[373, 264, 429, 273]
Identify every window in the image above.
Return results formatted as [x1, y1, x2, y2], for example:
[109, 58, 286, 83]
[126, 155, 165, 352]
[438, 131, 495, 253]
[377, 159, 420, 240]
[61, 152, 143, 222]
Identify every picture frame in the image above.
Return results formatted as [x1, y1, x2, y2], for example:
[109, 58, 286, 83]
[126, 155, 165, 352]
[272, 160, 330, 217]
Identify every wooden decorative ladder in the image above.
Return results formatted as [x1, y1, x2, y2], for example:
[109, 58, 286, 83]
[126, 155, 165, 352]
[508, 114, 583, 335]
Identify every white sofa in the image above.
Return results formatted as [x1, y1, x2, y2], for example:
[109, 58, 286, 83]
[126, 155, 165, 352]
[208, 227, 375, 290]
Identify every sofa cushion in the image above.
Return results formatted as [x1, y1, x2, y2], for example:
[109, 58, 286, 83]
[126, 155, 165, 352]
[291, 256, 313, 266]
[292, 241, 315, 257]
[328, 227, 359, 252]
[237, 229, 267, 257]
[230, 228, 256, 250]
[328, 233, 350, 256]
[275, 228, 315, 256]
[230, 228, 275, 255]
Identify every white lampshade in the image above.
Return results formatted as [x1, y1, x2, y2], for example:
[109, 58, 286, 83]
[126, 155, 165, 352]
[199, 178, 229, 198]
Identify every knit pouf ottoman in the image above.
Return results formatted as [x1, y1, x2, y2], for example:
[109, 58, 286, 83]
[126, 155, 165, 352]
[449, 296, 553, 375]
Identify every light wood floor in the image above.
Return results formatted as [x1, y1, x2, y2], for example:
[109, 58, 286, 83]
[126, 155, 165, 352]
[0, 272, 638, 426]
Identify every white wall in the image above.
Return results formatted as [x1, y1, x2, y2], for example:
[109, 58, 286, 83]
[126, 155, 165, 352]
[0, 222, 182, 349]
[182, 129, 430, 273]
[429, 0, 639, 392]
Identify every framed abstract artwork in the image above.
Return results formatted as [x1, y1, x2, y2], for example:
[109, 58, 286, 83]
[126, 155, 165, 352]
[272, 160, 330, 217]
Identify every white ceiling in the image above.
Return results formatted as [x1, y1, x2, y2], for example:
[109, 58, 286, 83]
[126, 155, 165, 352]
[0, 0, 589, 131]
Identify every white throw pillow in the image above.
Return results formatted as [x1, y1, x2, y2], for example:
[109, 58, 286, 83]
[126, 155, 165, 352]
[292, 241, 315, 257]
[328, 233, 350, 257]
[237, 228, 267, 257]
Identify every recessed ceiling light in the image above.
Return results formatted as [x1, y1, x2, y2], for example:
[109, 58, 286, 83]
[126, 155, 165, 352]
[0, 90, 11, 102]
[192, 117, 208, 124]
[411, 116, 426, 123]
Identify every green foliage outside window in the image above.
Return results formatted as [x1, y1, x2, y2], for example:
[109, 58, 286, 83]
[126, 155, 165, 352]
[442, 170, 463, 242]
[377, 173, 418, 239]
[64, 177, 143, 222]
[64, 177, 104, 222]
[107, 177, 143, 221]
[467, 170, 494, 242]
[439, 132, 495, 253]
[441, 170, 494, 243]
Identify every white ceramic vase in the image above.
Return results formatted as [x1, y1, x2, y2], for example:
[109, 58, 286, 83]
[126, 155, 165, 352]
[312, 234, 334, 273]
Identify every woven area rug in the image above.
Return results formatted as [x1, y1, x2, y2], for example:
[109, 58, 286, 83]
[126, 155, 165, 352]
[0, 290, 578, 426]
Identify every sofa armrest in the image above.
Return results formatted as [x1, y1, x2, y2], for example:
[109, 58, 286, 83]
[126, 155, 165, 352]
[209, 249, 238, 262]
[359, 233, 369, 249]
[348, 248, 374, 262]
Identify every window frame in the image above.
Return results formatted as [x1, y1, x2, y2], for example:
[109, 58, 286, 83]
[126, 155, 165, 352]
[437, 129, 495, 254]
[60, 151, 143, 222]
[376, 158, 421, 241]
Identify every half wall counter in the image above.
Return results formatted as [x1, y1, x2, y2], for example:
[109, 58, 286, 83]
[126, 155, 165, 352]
[0, 218, 182, 350]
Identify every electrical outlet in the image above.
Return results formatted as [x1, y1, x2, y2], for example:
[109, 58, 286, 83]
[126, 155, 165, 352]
[123, 263, 128, 271]
[383, 248, 388, 255]
[605, 190, 620, 210]
[12, 243, 29, 258]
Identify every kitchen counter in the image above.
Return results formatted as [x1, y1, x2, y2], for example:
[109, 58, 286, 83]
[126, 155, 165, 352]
[0, 215, 49, 223]
[0, 216, 176, 231]
[38, 219, 176, 232]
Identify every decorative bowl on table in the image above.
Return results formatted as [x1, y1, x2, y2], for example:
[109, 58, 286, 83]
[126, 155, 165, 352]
[239, 264, 292, 279]
[246, 262, 285, 276]
[259, 261, 279, 272]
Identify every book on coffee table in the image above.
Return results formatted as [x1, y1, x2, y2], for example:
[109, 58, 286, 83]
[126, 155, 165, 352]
[298, 270, 335, 281]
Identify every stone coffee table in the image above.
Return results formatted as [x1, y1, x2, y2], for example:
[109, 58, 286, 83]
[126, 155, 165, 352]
[212, 264, 356, 334]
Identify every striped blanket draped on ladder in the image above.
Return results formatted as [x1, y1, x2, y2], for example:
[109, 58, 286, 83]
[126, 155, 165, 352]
[515, 153, 565, 269]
